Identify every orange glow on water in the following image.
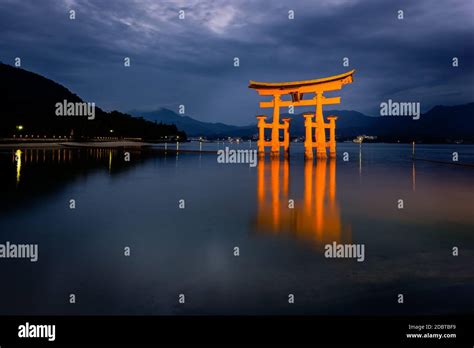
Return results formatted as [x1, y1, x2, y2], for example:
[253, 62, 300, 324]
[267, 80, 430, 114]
[255, 157, 351, 246]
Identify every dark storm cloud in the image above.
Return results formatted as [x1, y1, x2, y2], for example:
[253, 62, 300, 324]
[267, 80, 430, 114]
[0, 0, 472, 124]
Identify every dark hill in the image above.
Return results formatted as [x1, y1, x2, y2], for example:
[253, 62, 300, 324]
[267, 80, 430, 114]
[0, 63, 186, 140]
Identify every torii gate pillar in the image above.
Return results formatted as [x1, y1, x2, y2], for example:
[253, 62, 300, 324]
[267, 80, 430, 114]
[303, 113, 314, 159]
[282, 117, 291, 155]
[256, 115, 267, 155]
[315, 93, 327, 159]
[327, 115, 338, 157]
[270, 95, 281, 155]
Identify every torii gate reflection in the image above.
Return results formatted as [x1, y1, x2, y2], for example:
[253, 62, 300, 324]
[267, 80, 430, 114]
[255, 158, 351, 246]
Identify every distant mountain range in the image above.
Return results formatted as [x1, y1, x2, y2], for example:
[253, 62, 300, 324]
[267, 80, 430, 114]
[130, 103, 474, 142]
[129, 108, 253, 138]
[1, 62, 472, 143]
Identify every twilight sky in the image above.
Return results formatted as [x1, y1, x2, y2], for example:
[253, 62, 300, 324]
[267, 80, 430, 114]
[0, 0, 473, 125]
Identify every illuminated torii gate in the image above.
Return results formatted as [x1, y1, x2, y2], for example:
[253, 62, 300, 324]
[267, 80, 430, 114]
[249, 70, 355, 158]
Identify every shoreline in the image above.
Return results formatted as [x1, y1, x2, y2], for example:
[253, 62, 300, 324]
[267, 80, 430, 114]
[0, 141, 152, 148]
[0, 141, 218, 154]
[0, 140, 472, 149]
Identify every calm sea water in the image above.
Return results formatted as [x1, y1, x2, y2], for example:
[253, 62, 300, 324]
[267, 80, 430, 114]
[0, 143, 473, 315]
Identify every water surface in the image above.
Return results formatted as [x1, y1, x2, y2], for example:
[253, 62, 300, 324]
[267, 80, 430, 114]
[0, 143, 473, 315]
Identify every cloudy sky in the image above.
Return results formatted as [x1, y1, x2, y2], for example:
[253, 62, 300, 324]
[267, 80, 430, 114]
[0, 0, 473, 125]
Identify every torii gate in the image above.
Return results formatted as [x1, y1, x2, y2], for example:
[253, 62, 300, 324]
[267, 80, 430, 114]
[249, 70, 355, 158]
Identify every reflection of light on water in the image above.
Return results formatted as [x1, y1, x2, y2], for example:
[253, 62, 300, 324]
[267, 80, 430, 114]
[108, 150, 112, 172]
[255, 157, 351, 246]
[412, 162, 416, 192]
[15, 149, 22, 185]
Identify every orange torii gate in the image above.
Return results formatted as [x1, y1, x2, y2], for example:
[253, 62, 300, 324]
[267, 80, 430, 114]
[249, 70, 355, 158]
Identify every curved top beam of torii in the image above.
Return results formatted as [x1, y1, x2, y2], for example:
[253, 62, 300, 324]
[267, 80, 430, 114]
[248, 69, 355, 94]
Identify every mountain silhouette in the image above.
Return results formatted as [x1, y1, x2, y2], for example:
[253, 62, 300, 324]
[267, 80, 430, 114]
[128, 108, 252, 137]
[0, 63, 186, 140]
[132, 104, 474, 142]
